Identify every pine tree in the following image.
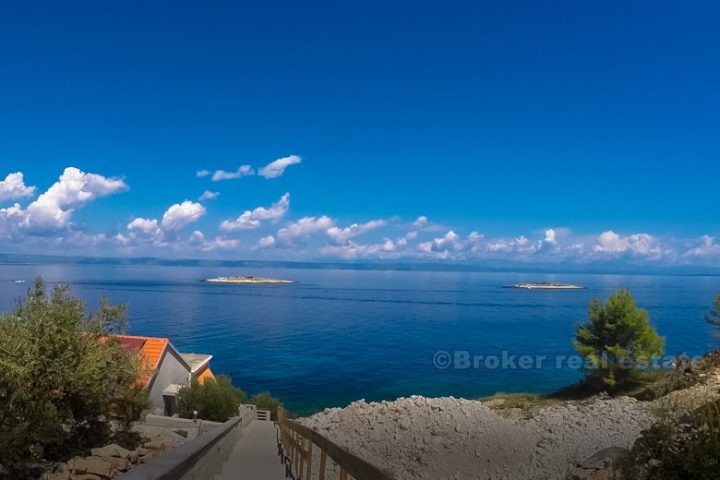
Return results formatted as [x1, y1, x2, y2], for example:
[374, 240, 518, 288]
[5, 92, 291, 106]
[574, 289, 664, 390]
[706, 293, 720, 326]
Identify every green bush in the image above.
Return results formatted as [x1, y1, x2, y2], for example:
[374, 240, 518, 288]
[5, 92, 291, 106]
[574, 289, 664, 391]
[0, 278, 147, 478]
[619, 401, 720, 479]
[251, 391, 282, 420]
[706, 294, 720, 342]
[177, 375, 247, 422]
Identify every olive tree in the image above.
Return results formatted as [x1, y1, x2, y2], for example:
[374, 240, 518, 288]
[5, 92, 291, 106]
[0, 278, 147, 477]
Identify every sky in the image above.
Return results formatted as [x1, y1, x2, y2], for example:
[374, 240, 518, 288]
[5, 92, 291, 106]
[1, 1, 719, 267]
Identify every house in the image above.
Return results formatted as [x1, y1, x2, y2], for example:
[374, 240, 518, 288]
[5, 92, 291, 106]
[114, 335, 215, 416]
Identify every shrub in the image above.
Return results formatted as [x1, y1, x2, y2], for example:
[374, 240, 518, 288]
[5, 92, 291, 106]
[0, 278, 147, 478]
[574, 289, 664, 391]
[177, 375, 247, 422]
[618, 401, 720, 479]
[706, 294, 720, 342]
[251, 391, 282, 420]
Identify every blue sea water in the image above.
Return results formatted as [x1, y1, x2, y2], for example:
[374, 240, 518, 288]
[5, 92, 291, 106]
[1, 264, 718, 415]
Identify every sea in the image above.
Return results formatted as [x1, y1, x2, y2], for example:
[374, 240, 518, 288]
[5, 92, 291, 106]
[1, 264, 718, 416]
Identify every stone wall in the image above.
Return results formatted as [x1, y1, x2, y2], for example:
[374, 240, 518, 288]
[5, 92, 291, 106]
[143, 414, 222, 434]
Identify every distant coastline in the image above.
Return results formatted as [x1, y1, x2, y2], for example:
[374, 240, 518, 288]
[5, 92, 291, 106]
[1, 252, 720, 276]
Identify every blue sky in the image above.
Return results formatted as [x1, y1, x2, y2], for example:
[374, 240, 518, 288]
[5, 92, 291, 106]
[1, 1, 719, 266]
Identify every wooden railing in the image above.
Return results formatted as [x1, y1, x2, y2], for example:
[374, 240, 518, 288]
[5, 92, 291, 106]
[277, 407, 396, 480]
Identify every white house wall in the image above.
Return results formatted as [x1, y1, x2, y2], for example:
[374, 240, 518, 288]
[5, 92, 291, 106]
[147, 349, 190, 411]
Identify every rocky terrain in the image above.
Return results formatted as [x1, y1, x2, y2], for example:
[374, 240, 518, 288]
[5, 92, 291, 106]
[40, 425, 187, 480]
[300, 370, 720, 480]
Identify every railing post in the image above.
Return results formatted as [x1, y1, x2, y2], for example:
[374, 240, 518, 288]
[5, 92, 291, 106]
[306, 438, 313, 480]
[318, 450, 327, 480]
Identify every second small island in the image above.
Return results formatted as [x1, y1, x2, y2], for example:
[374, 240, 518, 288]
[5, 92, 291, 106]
[205, 276, 295, 285]
[504, 283, 586, 290]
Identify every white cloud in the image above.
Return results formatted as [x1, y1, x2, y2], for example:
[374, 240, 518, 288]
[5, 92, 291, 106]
[189, 230, 239, 251]
[161, 201, 206, 232]
[124, 200, 206, 248]
[594, 231, 626, 253]
[319, 238, 399, 259]
[400, 230, 419, 244]
[486, 235, 531, 253]
[126, 218, 165, 246]
[127, 218, 161, 236]
[685, 235, 720, 257]
[465, 231, 485, 254]
[593, 231, 664, 257]
[113, 233, 130, 246]
[0, 172, 36, 202]
[327, 219, 386, 244]
[258, 155, 302, 179]
[1, 179, 704, 267]
[436, 230, 461, 249]
[418, 230, 464, 258]
[189, 230, 205, 244]
[467, 231, 483, 243]
[278, 216, 335, 242]
[395, 232, 414, 247]
[205, 237, 239, 250]
[531, 228, 559, 253]
[199, 190, 220, 201]
[212, 165, 254, 181]
[0, 203, 25, 238]
[220, 193, 290, 231]
[257, 235, 276, 249]
[23, 167, 127, 233]
[544, 229, 557, 244]
[196, 169, 211, 178]
[412, 216, 428, 229]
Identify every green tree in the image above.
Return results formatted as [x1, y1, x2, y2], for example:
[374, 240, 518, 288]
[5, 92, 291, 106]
[0, 278, 147, 478]
[177, 375, 247, 422]
[574, 289, 664, 391]
[250, 392, 282, 421]
[706, 293, 720, 329]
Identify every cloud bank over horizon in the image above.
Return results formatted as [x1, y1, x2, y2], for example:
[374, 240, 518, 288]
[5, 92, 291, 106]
[0, 165, 718, 269]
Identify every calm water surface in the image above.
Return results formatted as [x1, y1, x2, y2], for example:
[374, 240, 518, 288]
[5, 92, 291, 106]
[1, 264, 718, 415]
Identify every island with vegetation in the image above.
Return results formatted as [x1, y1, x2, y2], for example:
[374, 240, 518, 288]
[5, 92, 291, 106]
[205, 276, 295, 284]
[505, 282, 586, 290]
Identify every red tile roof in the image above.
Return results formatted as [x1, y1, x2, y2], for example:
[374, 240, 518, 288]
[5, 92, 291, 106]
[114, 335, 170, 386]
[113, 335, 212, 389]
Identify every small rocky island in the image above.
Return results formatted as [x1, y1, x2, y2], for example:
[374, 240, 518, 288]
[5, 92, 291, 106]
[505, 283, 586, 290]
[205, 276, 295, 284]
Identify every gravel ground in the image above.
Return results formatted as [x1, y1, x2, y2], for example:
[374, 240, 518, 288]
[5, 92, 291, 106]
[301, 395, 654, 480]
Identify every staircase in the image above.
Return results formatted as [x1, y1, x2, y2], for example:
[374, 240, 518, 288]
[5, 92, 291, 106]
[213, 410, 285, 480]
[121, 406, 392, 480]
